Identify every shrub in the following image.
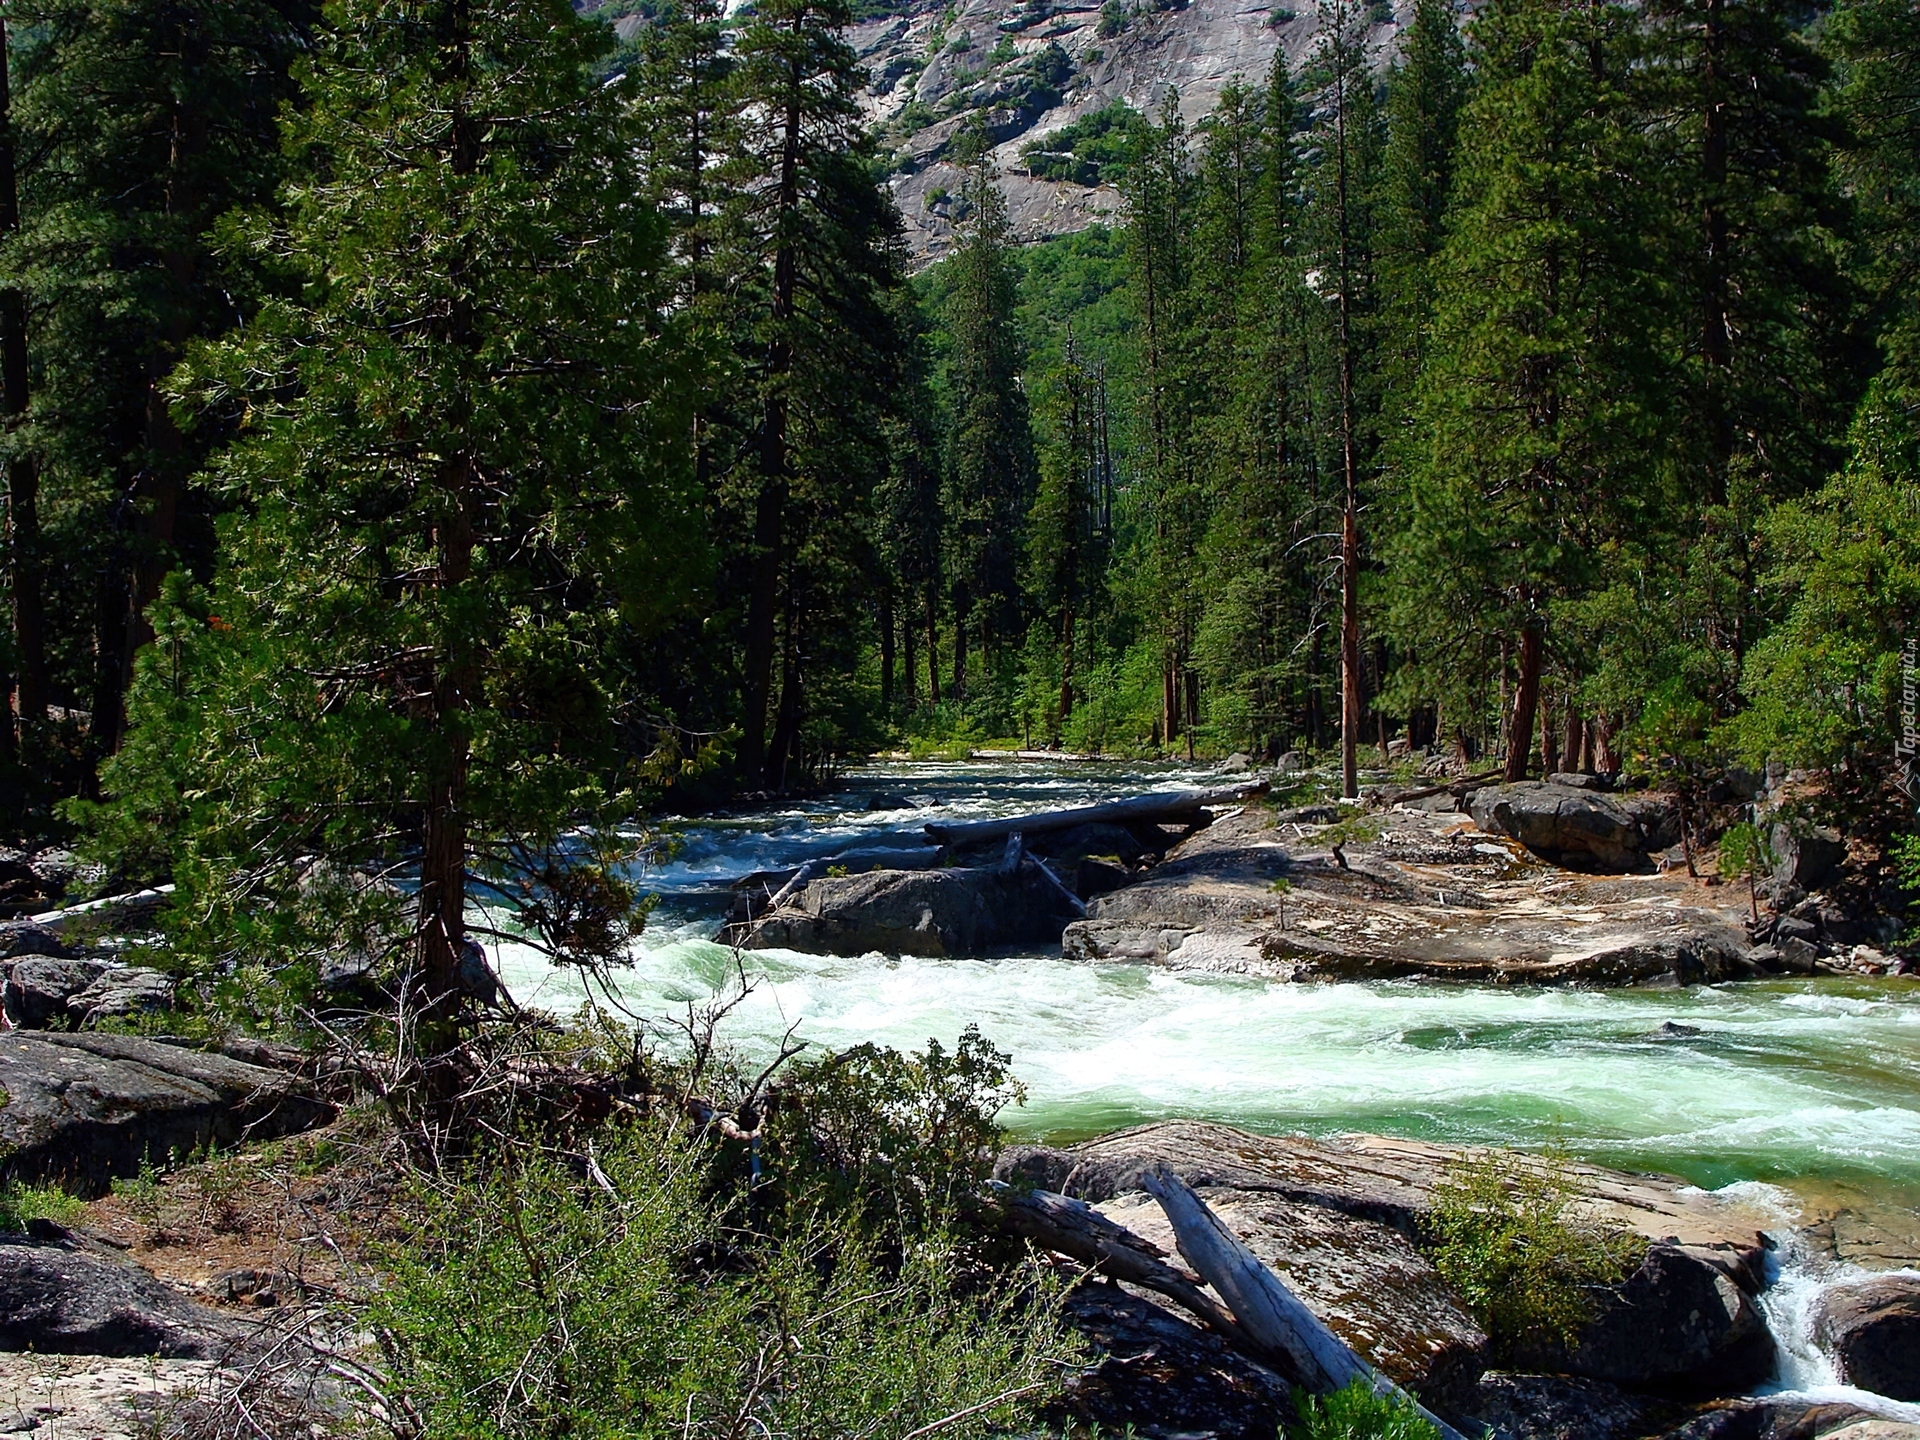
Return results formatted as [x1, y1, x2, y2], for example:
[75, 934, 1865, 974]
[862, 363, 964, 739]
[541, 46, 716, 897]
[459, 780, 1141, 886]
[1294, 1379, 1440, 1440]
[1422, 1151, 1644, 1360]
[373, 1118, 1074, 1440]
[0, 1181, 86, 1232]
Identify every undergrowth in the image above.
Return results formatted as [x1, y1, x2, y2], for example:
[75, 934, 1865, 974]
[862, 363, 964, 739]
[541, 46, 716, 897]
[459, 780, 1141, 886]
[1293, 1379, 1441, 1440]
[0, 1180, 86, 1231]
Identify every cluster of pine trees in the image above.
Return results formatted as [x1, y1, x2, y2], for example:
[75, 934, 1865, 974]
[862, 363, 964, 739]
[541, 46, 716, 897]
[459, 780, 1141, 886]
[0, 0, 1908, 1008]
[922, 0, 1917, 809]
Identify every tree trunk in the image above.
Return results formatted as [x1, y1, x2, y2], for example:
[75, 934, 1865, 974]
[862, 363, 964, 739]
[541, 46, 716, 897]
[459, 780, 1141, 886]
[1505, 621, 1542, 783]
[0, 18, 42, 732]
[1540, 686, 1560, 777]
[742, 41, 805, 779]
[952, 605, 968, 699]
[879, 589, 895, 713]
[1564, 697, 1584, 775]
[925, 589, 941, 705]
[1059, 603, 1074, 720]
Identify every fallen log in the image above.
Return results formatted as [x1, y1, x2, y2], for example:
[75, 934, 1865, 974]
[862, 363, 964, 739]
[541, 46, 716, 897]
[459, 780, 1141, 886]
[925, 782, 1269, 849]
[1380, 768, 1505, 806]
[29, 885, 175, 935]
[1141, 1164, 1469, 1440]
[991, 1181, 1245, 1343]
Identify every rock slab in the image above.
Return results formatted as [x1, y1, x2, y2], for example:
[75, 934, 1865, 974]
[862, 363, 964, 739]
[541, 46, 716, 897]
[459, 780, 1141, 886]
[0, 1032, 333, 1195]
[0, 1238, 237, 1359]
[1815, 1276, 1920, 1402]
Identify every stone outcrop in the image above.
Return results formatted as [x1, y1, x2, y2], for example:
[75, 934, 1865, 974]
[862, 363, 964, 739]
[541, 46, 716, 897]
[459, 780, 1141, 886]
[0, 1033, 334, 1196]
[2, 956, 107, 1027]
[66, 967, 175, 1027]
[1059, 803, 1767, 986]
[1814, 1276, 1920, 1401]
[999, 1120, 1775, 1434]
[724, 863, 1081, 957]
[0, 1235, 239, 1359]
[1467, 782, 1676, 872]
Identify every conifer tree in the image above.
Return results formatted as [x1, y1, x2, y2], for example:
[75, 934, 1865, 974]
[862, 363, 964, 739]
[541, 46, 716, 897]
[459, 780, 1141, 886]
[10, 0, 310, 771]
[1377, 0, 1467, 424]
[1304, 0, 1383, 794]
[1387, 0, 1664, 778]
[941, 123, 1036, 699]
[96, 0, 697, 1042]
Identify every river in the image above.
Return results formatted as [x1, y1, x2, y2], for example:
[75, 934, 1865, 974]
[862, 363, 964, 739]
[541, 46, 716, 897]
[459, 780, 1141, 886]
[493, 758, 1920, 1413]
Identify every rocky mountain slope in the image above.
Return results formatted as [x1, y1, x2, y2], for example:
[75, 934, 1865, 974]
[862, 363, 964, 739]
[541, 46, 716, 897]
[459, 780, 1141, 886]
[855, 0, 1407, 262]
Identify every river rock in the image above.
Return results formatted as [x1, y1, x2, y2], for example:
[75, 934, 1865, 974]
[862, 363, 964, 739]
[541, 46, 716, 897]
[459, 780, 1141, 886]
[1468, 783, 1669, 871]
[0, 921, 77, 960]
[1770, 822, 1847, 892]
[1516, 1243, 1775, 1396]
[726, 864, 1079, 957]
[1813, 1276, 1920, 1401]
[1460, 1371, 1681, 1439]
[0, 1032, 334, 1195]
[2, 956, 108, 1028]
[67, 967, 176, 1027]
[0, 1235, 238, 1359]
[1064, 804, 1768, 987]
[1043, 1280, 1290, 1440]
[999, 1122, 1772, 1414]
[1661, 1399, 1889, 1438]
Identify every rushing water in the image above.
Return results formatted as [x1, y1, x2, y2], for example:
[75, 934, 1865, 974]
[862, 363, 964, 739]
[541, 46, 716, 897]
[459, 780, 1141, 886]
[493, 759, 1920, 1408]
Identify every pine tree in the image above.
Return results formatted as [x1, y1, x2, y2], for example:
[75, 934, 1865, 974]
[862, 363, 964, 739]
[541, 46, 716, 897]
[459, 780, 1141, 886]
[11, 0, 312, 763]
[1386, 0, 1665, 778]
[1304, 0, 1383, 794]
[95, 0, 698, 1042]
[941, 122, 1036, 701]
[1377, 0, 1467, 424]
[731, 0, 894, 781]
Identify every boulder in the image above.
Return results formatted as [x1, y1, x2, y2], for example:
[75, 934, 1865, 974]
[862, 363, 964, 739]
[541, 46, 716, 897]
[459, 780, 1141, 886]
[863, 792, 915, 811]
[998, 1122, 1777, 1413]
[0, 1032, 334, 1195]
[67, 967, 175, 1027]
[2, 956, 108, 1028]
[1813, 1276, 1920, 1401]
[0, 922, 77, 960]
[1770, 822, 1847, 892]
[1516, 1243, 1775, 1396]
[0, 1236, 238, 1358]
[1094, 1185, 1490, 1412]
[1460, 1371, 1681, 1440]
[1661, 1400, 1888, 1439]
[725, 864, 1079, 957]
[1469, 783, 1661, 871]
[1219, 752, 1252, 773]
[1548, 772, 1607, 791]
[1042, 1281, 1291, 1440]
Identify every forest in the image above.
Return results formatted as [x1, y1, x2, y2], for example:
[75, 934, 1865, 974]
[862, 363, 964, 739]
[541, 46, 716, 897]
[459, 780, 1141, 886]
[0, 0, 1910, 994]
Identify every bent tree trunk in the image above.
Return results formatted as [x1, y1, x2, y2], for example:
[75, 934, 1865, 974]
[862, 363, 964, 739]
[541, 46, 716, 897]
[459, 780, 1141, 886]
[1505, 618, 1542, 783]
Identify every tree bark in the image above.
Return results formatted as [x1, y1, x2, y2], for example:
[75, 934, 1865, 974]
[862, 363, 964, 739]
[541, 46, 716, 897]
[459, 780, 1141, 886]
[1540, 686, 1560, 776]
[1505, 620, 1542, 783]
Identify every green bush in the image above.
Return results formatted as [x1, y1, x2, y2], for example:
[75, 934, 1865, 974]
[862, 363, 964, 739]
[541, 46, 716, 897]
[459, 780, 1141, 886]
[1294, 1379, 1440, 1440]
[373, 1117, 1073, 1440]
[0, 1181, 87, 1232]
[1422, 1151, 1644, 1360]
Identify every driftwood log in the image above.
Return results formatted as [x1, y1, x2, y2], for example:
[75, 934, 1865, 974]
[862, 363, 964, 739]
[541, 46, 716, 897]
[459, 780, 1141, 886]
[925, 782, 1269, 849]
[991, 1181, 1245, 1341]
[998, 1169, 1468, 1440]
[1140, 1165, 1470, 1440]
